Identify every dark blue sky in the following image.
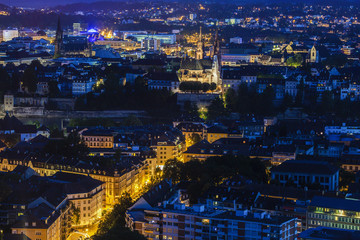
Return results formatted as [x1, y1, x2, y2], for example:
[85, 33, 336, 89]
[0, 0, 103, 8]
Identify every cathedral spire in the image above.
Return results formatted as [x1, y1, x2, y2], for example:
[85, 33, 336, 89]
[196, 26, 204, 60]
[54, 15, 63, 57]
[199, 26, 202, 42]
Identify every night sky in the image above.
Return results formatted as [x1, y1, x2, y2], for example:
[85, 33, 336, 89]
[0, 0, 105, 7]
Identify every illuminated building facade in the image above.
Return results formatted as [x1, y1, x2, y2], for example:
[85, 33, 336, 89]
[127, 34, 176, 45]
[3, 29, 19, 42]
[67, 181, 106, 226]
[81, 129, 114, 149]
[0, 154, 149, 206]
[141, 37, 161, 51]
[150, 134, 184, 171]
[307, 196, 360, 231]
[128, 207, 297, 240]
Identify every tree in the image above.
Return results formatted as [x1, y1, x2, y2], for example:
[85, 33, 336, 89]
[207, 97, 227, 120]
[319, 90, 334, 114]
[294, 80, 304, 107]
[189, 133, 202, 146]
[22, 60, 42, 94]
[165, 155, 268, 203]
[50, 128, 64, 138]
[286, 54, 303, 67]
[121, 115, 143, 126]
[94, 192, 141, 240]
[281, 93, 293, 111]
[225, 88, 237, 112]
[1, 134, 20, 148]
[71, 206, 80, 225]
[163, 158, 184, 184]
[339, 168, 355, 191]
[0, 68, 11, 100]
[183, 101, 199, 116]
[48, 81, 60, 97]
[236, 83, 251, 114]
[22, 67, 38, 94]
[259, 86, 275, 116]
[44, 132, 88, 157]
[323, 54, 348, 67]
[202, 83, 210, 92]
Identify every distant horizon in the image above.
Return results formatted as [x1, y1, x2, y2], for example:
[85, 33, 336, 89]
[0, 0, 358, 8]
[0, 0, 117, 8]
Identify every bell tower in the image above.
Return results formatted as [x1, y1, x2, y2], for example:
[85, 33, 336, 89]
[196, 26, 204, 60]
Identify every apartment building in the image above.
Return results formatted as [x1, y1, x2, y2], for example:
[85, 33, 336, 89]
[127, 204, 297, 240]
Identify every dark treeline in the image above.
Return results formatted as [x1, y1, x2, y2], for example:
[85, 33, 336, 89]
[223, 83, 360, 120]
[163, 156, 268, 203]
[75, 65, 178, 116]
[93, 192, 146, 240]
[179, 81, 217, 93]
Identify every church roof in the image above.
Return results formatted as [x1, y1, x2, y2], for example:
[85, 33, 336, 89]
[180, 59, 212, 70]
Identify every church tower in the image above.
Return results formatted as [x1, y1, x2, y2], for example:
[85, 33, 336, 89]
[196, 26, 204, 60]
[54, 16, 63, 57]
[210, 28, 220, 59]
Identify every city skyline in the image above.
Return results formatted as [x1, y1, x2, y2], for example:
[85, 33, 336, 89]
[0, 0, 360, 239]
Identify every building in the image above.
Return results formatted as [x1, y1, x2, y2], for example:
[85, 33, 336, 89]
[325, 123, 360, 136]
[222, 68, 257, 92]
[0, 152, 149, 206]
[150, 132, 184, 170]
[11, 215, 56, 240]
[175, 122, 205, 147]
[285, 79, 299, 97]
[72, 78, 96, 96]
[178, 27, 221, 86]
[6, 171, 105, 239]
[307, 196, 360, 231]
[189, 13, 197, 21]
[73, 22, 88, 35]
[308, 45, 329, 63]
[141, 38, 161, 51]
[147, 72, 180, 92]
[59, 172, 105, 226]
[3, 29, 19, 42]
[127, 204, 297, 240]
[299, 227, 360, 240]
[271, 145, 297, 166]
[81, 129, 114, 149]
[271, 160, 339, 191]
[205, 125, 229, 143]
[183, 138, 249, 162]
[230, 37, 243, 44]
[126, 34, 176, 45]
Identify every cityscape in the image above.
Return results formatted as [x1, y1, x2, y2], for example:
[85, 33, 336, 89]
[1, 0, 360, 239]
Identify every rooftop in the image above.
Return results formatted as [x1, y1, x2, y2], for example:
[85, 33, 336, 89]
[272, 160, 339, 175]
[309, 196, 360, 212]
